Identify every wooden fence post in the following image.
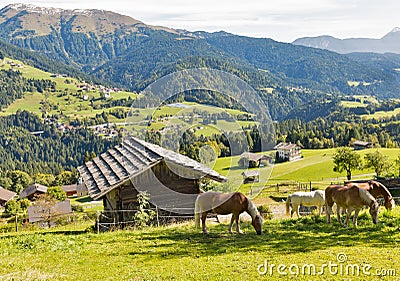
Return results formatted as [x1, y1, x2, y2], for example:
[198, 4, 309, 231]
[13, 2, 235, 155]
[156, 206, 160, 227]
[15, 215, 18, 232]
[96, 211, 100, 234]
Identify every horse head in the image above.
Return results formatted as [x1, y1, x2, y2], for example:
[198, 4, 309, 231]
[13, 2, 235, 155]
[369, 201, 380, 224]
[252, 214, 263, 235]
[384, 197, 396, 210]
[373, 181, 396, 210]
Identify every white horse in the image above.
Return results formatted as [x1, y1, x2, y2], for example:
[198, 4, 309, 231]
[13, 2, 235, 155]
[286, 190, 325, 218]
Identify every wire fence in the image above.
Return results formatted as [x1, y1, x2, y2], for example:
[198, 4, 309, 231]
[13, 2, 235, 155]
[96, 207, 197, 232]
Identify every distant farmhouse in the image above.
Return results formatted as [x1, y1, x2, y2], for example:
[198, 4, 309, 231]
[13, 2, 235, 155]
[274, 142, 302, 162]
[352, 140, 372, 150]
[242, 170, 260, 183]
[238, 152, 272, 168]
[0, 186, 17, 207]
[19, 183, 48, 200]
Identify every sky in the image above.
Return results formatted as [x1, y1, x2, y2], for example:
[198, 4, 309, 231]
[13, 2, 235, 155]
[0, 0, 399, 42]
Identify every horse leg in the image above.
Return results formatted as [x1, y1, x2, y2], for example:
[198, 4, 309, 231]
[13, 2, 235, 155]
[336, 204, 342, 224]
[326, 204, 332, 223]
[343, 208, 351, 228]
[228, 215, 235, 234]
[290, 203, 295, 218]
[201, 212, 209, 234]
[235, 214, 243, 234]
[353, 209, 360, 227]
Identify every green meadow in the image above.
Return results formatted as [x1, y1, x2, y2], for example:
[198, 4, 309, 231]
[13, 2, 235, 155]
[0, 58, 137, 122]
[0, 208, 399, 281]
[212, 148, 400, 196]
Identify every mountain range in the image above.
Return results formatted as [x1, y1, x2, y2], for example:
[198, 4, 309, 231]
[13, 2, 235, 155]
[293, 28, 400, 54]
[1, 3, 400, 121]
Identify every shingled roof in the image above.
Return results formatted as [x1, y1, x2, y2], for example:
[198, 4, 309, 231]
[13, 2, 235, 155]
[19, 183, 48, 199]
[0, 186, 16, 203]
[78, 137, 226, 200]
[240, 152, 271, 162]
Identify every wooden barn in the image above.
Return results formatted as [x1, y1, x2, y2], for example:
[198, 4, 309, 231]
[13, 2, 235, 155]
[61, 184, 78, 197]
[78, 137, 226, 226]
[0, 186, 17, 207]
[352, 140, 372, 150]
[19, 183, 48, 200]
[238, 152, 272, 168]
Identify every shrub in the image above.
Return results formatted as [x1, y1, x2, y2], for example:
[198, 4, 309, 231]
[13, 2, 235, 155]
[48, 186, 67, 201]
[71, 204, 84, 212]
[133, 192, 156, 228]
[4, 199, 20, 216]
[257, 204, 273, 220]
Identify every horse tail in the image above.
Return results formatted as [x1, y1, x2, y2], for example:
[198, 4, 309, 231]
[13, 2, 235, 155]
[285, 195, 291, 216]
[194, 195, 201, 228]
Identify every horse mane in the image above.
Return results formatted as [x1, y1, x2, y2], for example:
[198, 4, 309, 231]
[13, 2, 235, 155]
[246, 197, 260, 220]
[358, 187, 376, 206]
[372, 181, 393, 200]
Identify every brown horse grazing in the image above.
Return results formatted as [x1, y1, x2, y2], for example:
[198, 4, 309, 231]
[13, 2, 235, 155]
[325, 184, 380, 227]
[345, 180, 395, 210]
[195, 191, 263, 235]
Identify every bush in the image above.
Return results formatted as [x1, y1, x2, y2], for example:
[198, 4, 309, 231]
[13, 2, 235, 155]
[71, 204, 84, 212]
[4, 199, 20, 216]
[133, 192, 155, 228]
[257, 205, 273, 220]
[48, 186, 67, 201]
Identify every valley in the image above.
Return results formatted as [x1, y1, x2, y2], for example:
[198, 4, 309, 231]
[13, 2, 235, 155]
[0, 3, 400, 281]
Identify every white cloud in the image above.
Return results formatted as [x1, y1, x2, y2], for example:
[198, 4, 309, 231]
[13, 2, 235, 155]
[0, 0, 398, 42]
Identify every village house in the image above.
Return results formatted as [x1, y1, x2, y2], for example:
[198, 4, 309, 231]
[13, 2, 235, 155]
[61, 184, 78, 197]
[0, 187, 17, 207]
[238, 152, 272, 168]
[242, 170, 260, 183]
[19, 183, 48, 200]
[76, 182, 88, 197]
[353, 140, 372, 150]
[78, 137, 226, 227]
[274, 142, 302, 162]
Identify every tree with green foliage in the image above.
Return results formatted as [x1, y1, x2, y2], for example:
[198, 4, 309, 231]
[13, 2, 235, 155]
[133, 192, 155, 228]
[0, 176, 12, 190]
[54, 171, 76, 186]
[6, 170, 32, 193]
[4, 198, 31, 216]
[33, 173, 55, 187]
[47, 186, 67, 201]
[395, 154, 400, 177]
[4, 199, 20, 216]
[332, 147, 362, 180]
[364, 150, 390, 178]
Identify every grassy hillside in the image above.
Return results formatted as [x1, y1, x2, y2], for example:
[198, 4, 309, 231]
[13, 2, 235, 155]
[0, 208, 399, 280]
[213, 148, 400, 195]
[0, 57, 137, 123]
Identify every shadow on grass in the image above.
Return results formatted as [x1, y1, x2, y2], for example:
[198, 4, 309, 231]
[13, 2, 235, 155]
[269, 195, 287, 202]
[127, 213, 400, 258]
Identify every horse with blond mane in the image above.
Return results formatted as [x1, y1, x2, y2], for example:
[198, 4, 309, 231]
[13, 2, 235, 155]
[325, 184, 380, 227]
[345, 180, 395, 210]
[285, 190, 325, 218]
[195, 191, 263, 235]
